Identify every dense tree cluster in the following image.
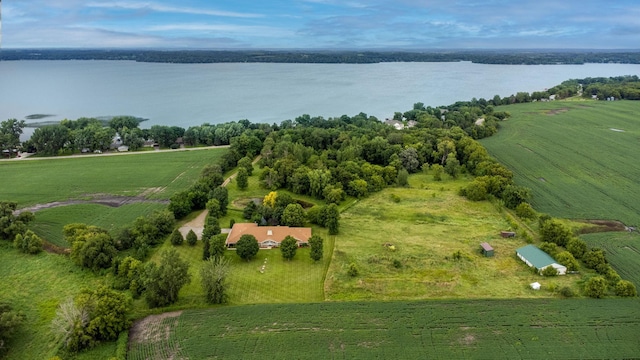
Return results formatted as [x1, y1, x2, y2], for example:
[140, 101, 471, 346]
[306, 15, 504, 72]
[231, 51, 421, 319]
[5, 49, 640, 65]
[0, 202, 35, 242]
[0, 303, 24, 356]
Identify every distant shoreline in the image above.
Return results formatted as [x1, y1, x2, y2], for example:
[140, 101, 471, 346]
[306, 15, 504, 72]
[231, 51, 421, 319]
[2, 49, 640, 65]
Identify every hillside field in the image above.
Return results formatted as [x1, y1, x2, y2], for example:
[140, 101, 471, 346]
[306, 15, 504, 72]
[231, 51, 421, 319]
[127, 298, 640, 360]
[325, 174, 580, 300]
[481, 100, 640, 226]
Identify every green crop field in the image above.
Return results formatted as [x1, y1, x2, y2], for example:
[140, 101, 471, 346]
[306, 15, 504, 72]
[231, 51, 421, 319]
[480, 100, 640, 226]
[582, 232, 640, 287]
[0, 148, 227, 207]
[127, 299, 640, 360]
[325, 174, 580, 300]
[29, 203, 169, 247]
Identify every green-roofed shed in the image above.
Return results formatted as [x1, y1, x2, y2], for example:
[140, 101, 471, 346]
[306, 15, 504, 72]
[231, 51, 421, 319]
[516, 244, 567, 275]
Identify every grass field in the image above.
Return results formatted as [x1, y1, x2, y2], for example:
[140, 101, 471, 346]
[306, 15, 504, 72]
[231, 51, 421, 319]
[582, 231, 640, 287]
[0, 242, 115, 360]
[127, 298, 640, 360]
[480, 100, 640, 226]
[325, 174, 580, 300]
[0, 148, 227, 207]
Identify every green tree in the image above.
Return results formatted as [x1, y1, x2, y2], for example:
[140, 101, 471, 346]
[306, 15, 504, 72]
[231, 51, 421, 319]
[309, 235, 323, 262]
[76, 286, 131, 342]
[51, 298, 91, 353]
[281, 203, 306, 227]
[210, 187, 229, 215]
[461, 178, 488, 201]
[431, 164, 444, 181]
[206, 199, 222, 219]
[584, 276, 607, 298]
[0, 202, 34, 241]
[515, 202, 537, 220]
[236, 167, 249, 190]
[395, 169, 409, 187]
[186, 229, 198, 246]
[209, 233, 227, 260]
[143, 249, 191, 307]
[64, 224, 117, 271]
[13, 230, 43, 254]
[444, 157, 461, 178]
[202, 236, 211, 260]
[31, 124, 71, 155]
[202, 215, 221, 240]
[170, 229, 184, 246]
[539, 219, 572, 247]
[201, 257, 231, 304]
[0, 119, 26, 157]
[615, 280, 637, 297]
[243, 201, 257, 219]
[567, 237, 588, 259]
[0, 303, 24, 356]
[324, 204, 340, 235]
[583, 249, 607, 270]
[236, 234, 259, 261]
[237, 156, 254, 176]
[280, 235, 298, 261]
[501, 185, 531, 209]
[112, 256, 144, 297]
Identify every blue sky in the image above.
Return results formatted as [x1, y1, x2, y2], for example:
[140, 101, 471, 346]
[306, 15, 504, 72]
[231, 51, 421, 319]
[2, 0, 640, 49]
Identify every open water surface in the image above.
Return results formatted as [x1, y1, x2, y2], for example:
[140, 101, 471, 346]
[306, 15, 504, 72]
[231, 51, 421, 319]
[1, 60, 639, 132]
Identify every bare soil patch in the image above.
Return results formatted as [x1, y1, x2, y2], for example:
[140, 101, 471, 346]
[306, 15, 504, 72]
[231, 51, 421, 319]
[545, 108, 570, 115]
[577, 219, 627, 234]
[129, 311, 183, 344]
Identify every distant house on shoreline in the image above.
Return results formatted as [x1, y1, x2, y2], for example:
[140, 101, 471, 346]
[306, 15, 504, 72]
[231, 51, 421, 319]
[225, 223, 312, 249]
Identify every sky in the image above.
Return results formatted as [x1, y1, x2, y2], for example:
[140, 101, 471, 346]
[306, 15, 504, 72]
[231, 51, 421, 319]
[2, 0, 640, 49]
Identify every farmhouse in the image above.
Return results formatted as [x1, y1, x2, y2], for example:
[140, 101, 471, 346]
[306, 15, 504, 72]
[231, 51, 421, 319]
[516, 245, 567, 275]
[225, 223, 312, 249]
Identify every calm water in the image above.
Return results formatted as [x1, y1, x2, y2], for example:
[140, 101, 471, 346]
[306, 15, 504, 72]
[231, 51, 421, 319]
[2, 60, 640, 132]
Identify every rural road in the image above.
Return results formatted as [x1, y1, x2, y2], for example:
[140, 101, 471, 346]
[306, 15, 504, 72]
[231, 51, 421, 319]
[1, 145, 230, 162]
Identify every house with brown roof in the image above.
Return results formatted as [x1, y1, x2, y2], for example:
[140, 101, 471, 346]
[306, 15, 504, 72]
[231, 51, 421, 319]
[225, 223, 312, 249]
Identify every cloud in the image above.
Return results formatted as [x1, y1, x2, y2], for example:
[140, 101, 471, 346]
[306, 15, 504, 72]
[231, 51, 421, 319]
[86, 1, 264, 18]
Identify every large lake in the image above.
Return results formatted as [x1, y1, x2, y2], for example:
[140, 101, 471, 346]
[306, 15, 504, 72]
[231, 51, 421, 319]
[2, 60, 639, 132]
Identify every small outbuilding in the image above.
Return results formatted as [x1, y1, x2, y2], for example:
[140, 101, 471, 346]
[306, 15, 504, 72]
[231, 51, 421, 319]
[480, 242, 494, 257]
[516, 245, 567, 275]
[500, 231, 516, 238]
[530, 282, 541, 290]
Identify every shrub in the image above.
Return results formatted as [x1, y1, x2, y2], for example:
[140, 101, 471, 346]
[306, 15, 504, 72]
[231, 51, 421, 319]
[392, 259, 402, 269]
[584, 276, 607, 298]
[566, 237, 587, 259]
[13, 230, 43, 254]
[347, 263, 359, 277]
[555, 251, 579, 272]
[515, 202, 537, 220]
[615, 280, 638, 297]
[186, 230, 198, 246]
[559, 286, 575, 298]
[541, 266, 558, 277]
[170, 229, 183, 246]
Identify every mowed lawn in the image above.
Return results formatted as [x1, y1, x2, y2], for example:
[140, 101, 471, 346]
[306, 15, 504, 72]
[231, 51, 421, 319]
[127, 298, 640, 360]
[0, 148, 227, 207]
[481, 100, 640, 225]
[325, 174, 578, 301]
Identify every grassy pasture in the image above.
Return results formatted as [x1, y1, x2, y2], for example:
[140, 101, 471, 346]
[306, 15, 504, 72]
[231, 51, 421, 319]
[325, 174, 580, 300]
[481, 100, 640, 225]
[0, 243, 115, 360]
[127, 298, 640, 360]
[581, 231, 640, 287]
[0, 148, 227, 207]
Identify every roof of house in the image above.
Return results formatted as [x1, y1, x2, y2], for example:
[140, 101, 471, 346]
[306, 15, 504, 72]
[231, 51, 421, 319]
[516, 244, 556, 269]
[225, 223, 312, 245]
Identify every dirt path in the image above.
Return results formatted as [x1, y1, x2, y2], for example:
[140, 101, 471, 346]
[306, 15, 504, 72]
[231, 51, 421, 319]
[178, 155, 261, 238]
